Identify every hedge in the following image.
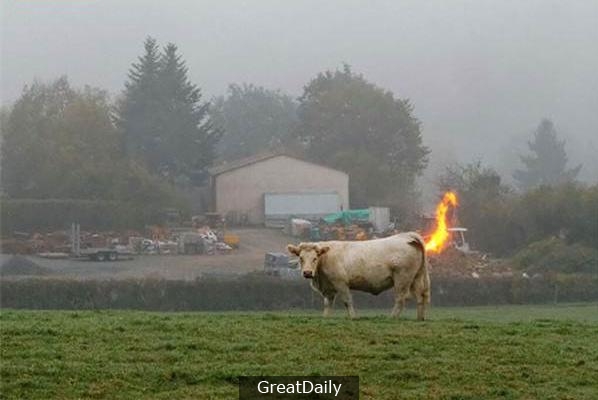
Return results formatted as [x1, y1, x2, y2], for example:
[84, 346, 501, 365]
[0, 198, 165, 235]
[1, 274, 597, 310]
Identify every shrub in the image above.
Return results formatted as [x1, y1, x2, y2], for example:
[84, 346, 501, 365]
[0, 198, 164, 234]
[511, 238, 598, 274]
[2, 274, 597, 310]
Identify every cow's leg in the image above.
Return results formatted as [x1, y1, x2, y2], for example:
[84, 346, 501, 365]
[390, 297, 405, 318]
[416, 302, 425, 321]
[411, 271, 430, 321]
[337, 286, 356, 319]
[414, 290, 427, 321]
[412, 287, 426, 321]
[391, 273, 412, 318]
[322, 294, 335, 317]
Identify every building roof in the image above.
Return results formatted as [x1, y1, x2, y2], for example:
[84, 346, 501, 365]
[208, 152, 348, 177]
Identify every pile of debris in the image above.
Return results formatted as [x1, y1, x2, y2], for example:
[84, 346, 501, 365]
[285, 218, 371, 241]
[1, 230, 136, 255]
[129, 226, 235, 255]
[428, 247, 512, 278]
[1, 225, 239, 257]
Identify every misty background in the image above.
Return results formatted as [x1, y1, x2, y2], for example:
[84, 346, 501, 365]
[1, 0, 598, 323]
[2, 0, 598, 206]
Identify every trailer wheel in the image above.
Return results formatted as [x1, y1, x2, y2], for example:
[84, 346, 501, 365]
[95, 252, 106, 262]
[108, 252, 117, 261]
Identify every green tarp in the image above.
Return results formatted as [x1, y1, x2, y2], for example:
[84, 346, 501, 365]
[322, 209, 370, 225]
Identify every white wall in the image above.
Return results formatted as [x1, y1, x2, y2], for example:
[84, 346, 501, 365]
[214, 156, 349, 224]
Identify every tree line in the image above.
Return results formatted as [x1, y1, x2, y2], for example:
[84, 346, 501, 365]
[1, 36, 594, 262]
[1, 38, 431, 217]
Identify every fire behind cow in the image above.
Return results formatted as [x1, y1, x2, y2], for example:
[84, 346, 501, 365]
[287, 232, 430, 320]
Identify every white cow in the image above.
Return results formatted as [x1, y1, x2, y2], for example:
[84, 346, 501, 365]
[287, 232, 430, 320]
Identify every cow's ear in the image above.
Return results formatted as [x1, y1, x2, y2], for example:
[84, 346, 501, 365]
[316, 245, 330, 256]
[287, 244, 300, 256]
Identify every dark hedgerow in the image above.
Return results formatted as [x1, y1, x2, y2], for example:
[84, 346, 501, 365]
[1, 274, 597, 310]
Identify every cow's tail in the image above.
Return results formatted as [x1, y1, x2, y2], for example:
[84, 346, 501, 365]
[406, 232, 431, 304]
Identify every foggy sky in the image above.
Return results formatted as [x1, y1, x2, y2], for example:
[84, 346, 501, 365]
[2, 0, 597, 183]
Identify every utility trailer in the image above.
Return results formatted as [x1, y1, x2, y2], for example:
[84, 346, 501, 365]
[78, 247, 120, 262]
[69, 223, 133, 262]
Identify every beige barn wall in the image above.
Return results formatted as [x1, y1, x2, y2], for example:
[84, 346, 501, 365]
[214, 156, 349, 224]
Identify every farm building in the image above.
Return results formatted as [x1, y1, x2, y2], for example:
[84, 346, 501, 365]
[209, 153, 349, 226]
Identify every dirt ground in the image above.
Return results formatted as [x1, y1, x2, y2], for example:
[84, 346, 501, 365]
[1, 228, 295, 280]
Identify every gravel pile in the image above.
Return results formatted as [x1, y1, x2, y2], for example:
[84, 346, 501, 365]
[0, 256, 52, 276]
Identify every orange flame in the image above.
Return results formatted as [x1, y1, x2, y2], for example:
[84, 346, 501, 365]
[425, 191, 458, 253]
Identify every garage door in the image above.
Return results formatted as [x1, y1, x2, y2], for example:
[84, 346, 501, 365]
[264, 192, 340, 227]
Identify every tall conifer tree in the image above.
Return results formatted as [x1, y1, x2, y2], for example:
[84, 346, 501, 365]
[155, 43, 220, 183]
[117, 38, 220, 184]
[513, 119, 581, 190]
[116, 37, 162, 162]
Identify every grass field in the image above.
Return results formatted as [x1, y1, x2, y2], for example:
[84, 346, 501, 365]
[2, 304, 598, 399]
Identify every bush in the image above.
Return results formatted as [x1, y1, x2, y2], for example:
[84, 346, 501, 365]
[448, 181, 598, 256]
[2, 274, 597, 310]
[509, 183, 598, 251]
[511, 238, 598, 274]
[0, 198, 165, 234]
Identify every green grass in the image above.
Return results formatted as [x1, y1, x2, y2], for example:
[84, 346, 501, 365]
[2, 304, 598, 399]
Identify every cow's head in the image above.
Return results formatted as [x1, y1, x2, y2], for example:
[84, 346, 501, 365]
[287, 243, 330, 279]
